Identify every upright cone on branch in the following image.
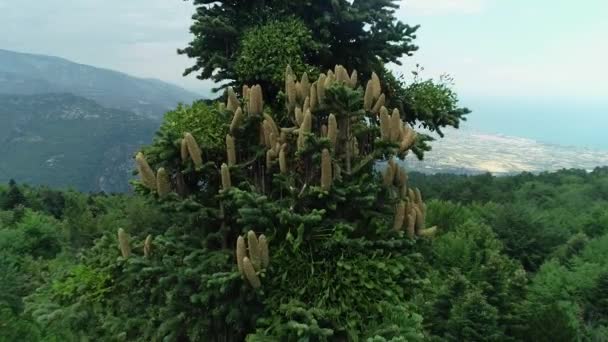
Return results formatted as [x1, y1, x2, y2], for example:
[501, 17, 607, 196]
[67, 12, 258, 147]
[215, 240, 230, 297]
[242, 85, 251, 99]
[383, 159, 397, 186]
[117, 228, 130, 258]
[136, 152, 156, 190]
[317, 73, 327, 104]
[230, 107, 244, 134]
[328, 114, 338, 148]
[156, 168, 171, 198]
[400, 125, 417, 152]
[321, 149, 332, 191]
[310, 82, 318, 111]
[249, 85, 264, 116]
[264, 114, 280, 139]
[303, 97, 310, 116]
[285, 65, 294, 84]
[399, 186, 433, 238]
[298, 109, 313, 151]
[242, 257, 261, 289]
[294, 106, 304, 127]
[415, 188, 423, 206]
[180, 139, 189, 164]
[349, 70, 358, 88]
[364, 80, 375, 111]
[371, 72, 382, 100]
[235, 230, 270, 288]
[184, 133, 203, 168]
[396, 167, 408, 188]
[226, 86, 240, 113]
[394, 201, 406, 231]
[247, 230, 261, 271]
[297, 135, 304, 152]
[269, 133, 278, 152]
[295, 82, 304, 103]
[390, 109, 402, 142]
[371, 94, 386, 114]
[226, 134, 236, 166]
[379, 107, 390, 140]
[336, 65, 349, 84]
[325, 70, 335, 89]
[400, 185, 408, 199]
[143, 234, 152, 258]
[301, 73, 310, 101]
[407, 212, 416, 239]
[414, 205, 425, 234]
[221, 163, 231, 190]
[302, 110, 312, 133]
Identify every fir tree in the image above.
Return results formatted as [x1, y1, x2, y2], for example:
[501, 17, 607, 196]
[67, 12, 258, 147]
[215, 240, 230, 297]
[179, 1, 469, 155]
[180, 0, 419, 88]
[38, 66, 438, 340]
[2, 179, 26, 210]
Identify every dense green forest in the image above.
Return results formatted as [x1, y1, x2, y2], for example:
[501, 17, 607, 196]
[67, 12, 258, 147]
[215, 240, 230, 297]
[2, 167, 608, 340]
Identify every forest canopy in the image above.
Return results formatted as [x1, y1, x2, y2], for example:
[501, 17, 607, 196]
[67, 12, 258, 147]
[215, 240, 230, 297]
[3, 168, 608, 340]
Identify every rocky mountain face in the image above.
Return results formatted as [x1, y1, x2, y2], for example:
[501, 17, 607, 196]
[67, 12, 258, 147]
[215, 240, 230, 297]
[0, 93, 159, 193]
[0, 49, 205, 192]
[0, 49, 200, 119]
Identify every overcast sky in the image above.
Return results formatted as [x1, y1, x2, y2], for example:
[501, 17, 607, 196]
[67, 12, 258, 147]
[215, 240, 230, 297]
[1, 0, 607, 147]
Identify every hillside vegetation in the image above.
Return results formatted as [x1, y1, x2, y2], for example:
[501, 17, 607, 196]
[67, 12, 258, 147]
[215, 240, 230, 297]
[0, 93, 158, 192]
[1, 168, 607, 340]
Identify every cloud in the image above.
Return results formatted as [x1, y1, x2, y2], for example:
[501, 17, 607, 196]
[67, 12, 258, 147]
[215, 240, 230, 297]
[401, 0, 486, 15]
[0, 0, 208, 93]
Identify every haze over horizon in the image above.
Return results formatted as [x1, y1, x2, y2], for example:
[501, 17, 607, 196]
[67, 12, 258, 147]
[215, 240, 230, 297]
[1, 0, 606, 149]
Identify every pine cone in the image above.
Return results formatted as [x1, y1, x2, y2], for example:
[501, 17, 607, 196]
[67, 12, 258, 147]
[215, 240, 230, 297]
[136, 152, 157, 190]
[118, 228, 130, 258]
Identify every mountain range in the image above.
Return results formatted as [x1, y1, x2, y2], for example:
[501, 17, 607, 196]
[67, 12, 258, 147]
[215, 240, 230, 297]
[0, 49, 201, 192]
[0, 49, 199, 119]
[0, 93, 158, 192]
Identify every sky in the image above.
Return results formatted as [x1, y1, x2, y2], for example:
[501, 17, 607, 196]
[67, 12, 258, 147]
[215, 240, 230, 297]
[0, 0, 607, 148]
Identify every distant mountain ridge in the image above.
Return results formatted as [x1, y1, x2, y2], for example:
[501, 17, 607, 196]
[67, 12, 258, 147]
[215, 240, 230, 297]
[0, 49, 200, 118]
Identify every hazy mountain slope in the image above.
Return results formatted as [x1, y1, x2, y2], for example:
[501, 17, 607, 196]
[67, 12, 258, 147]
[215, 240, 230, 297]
[405, 128, 608, 174]
[0, 93, 159, 192]
[0, 49, 200, 118]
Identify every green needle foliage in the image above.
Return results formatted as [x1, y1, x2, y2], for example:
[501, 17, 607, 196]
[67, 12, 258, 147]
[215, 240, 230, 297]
[180, 0, 418, 88]
[180, 1, 469, 152]
[234, 18, 320, 96]
[4, 164, 608, 340]
[31, 67, 438, 340]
